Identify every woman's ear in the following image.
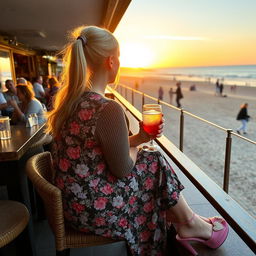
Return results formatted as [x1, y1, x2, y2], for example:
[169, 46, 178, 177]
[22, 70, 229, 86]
[106, 56, 114, 69]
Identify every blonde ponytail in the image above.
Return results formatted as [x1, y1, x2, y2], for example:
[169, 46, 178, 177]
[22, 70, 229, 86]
[46, 26, 118, 137]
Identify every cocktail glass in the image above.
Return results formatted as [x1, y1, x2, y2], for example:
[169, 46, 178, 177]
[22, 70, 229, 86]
[142, 104, 162, 152]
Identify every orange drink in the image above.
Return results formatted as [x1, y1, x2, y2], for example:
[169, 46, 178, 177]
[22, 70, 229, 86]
[143, 110, 162, 135]
[142, 104, 162, 152]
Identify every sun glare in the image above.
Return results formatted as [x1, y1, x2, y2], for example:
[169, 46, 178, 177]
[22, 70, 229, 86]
[120, 43, 154, 68]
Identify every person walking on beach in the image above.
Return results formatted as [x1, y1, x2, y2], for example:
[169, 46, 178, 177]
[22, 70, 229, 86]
[215, 79, 220, 96]
[168, 87, 174, 104]
[158, 86, 164, 101]
[175, 82, 183, 108]
[236, 103, 250, 135]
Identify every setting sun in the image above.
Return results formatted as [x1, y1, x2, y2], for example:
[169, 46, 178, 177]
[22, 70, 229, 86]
[120, 43, 154, 68]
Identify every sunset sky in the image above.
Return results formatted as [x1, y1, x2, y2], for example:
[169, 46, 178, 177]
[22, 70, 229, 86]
[114, 0, 256, 68]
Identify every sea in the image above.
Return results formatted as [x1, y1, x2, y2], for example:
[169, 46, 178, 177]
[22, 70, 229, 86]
[122, 65, 256, 87]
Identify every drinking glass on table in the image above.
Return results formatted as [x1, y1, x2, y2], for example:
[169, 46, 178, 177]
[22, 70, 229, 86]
[0, 116, 11, 139]
[142, 104, 162, 152]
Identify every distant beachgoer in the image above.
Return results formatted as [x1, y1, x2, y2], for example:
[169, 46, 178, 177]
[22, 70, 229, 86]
[215, 79, 220, 96]
[190, 84, 196, 91]
[158, 86, 164, 101]
[236, 103, 250, 135]
[219, 83, 224, 96]
[134, 81, 139, 90]
[168, 87, 174, 104]
[175, 82, 183, 108]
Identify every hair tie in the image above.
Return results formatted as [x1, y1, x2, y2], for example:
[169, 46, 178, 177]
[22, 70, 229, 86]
[77, 36, 87, 46]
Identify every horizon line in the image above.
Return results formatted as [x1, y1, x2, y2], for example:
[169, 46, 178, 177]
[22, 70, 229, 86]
[120, 64, 256, 70]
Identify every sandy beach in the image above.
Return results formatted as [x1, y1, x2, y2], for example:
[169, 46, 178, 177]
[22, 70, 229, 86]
[119, 74, 256, 218]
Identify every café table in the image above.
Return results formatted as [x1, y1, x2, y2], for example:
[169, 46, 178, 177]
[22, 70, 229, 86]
[0, 123, 45, 256]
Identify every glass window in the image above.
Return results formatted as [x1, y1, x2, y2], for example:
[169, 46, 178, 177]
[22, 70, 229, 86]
[0, 50, 13, 92]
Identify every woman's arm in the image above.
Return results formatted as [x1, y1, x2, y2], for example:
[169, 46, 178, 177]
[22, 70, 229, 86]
[95, 100, 135, 178]
[9, 100, 25, 121]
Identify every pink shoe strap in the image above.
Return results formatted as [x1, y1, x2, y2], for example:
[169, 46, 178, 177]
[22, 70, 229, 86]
[172, 212, 196, 227]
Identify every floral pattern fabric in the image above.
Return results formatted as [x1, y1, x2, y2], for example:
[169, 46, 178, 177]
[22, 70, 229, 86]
[52, 92, 184, 256]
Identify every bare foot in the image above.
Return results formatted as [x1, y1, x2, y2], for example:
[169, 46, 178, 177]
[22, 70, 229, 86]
[175, 214, 212, 240]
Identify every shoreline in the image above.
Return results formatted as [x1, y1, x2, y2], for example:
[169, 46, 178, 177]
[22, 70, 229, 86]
[119, 75, 256, 100]
[120, 64, 256, 87]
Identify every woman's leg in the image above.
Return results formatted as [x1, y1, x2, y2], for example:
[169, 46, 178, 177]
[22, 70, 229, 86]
[241, 119, 247, 133]
[237, 120, 243, 132]
[167, 194, 212, 240]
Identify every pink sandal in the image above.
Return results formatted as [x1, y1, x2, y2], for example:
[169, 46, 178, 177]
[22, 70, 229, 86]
[175, 213, 229, 256]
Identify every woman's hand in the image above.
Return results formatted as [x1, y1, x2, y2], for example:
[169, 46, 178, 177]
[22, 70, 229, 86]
[129, 115, 164, 147]
[139, 115, 165, 142]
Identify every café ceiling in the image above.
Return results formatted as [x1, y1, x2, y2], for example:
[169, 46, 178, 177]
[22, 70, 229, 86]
[0, 0, 131, 52]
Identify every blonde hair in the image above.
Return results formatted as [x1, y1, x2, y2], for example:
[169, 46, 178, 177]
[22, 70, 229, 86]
[46, 26, 119, 137]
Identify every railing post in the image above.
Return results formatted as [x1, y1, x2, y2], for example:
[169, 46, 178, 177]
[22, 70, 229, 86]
[142, 93, 145, 109]
[179, 109, 184, 152]
[125, 87, 127, 99]
[132, 90, 134, 106]
[223, 129, 232, 193]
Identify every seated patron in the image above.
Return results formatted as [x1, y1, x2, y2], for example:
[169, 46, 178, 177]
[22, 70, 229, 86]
[9, 84, 45, 125]
[2, 80, 19, 117]
[17, 77, 27, 85]
[33, 76, 45, 103]
[47, 25, 229, 256]
[0, 91, 7, 116]
[46, 76, 60, 110]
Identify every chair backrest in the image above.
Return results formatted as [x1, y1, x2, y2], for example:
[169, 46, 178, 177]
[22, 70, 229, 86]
[26, 152, 66, 249]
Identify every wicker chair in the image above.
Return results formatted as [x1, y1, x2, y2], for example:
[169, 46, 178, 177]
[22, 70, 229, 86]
[0, 200, 30, 248]
[26, 152, 120, 256]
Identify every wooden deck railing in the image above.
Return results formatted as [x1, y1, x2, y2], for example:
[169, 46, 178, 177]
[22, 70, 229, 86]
[106, 85, 256, 254]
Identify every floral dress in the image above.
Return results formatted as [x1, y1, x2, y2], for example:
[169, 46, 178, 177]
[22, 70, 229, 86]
[52, 92, 184, 256]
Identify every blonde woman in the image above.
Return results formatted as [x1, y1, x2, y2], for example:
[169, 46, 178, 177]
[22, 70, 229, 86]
[9, 84, 45, 125]
[47, 26, 228, 256]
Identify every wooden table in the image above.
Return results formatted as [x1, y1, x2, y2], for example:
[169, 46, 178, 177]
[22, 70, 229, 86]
[0, 124, 45, 256]
[0, 124, 45, 161]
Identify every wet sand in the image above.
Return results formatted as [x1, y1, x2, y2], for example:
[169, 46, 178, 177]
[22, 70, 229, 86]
[119, 75, 256, 218]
